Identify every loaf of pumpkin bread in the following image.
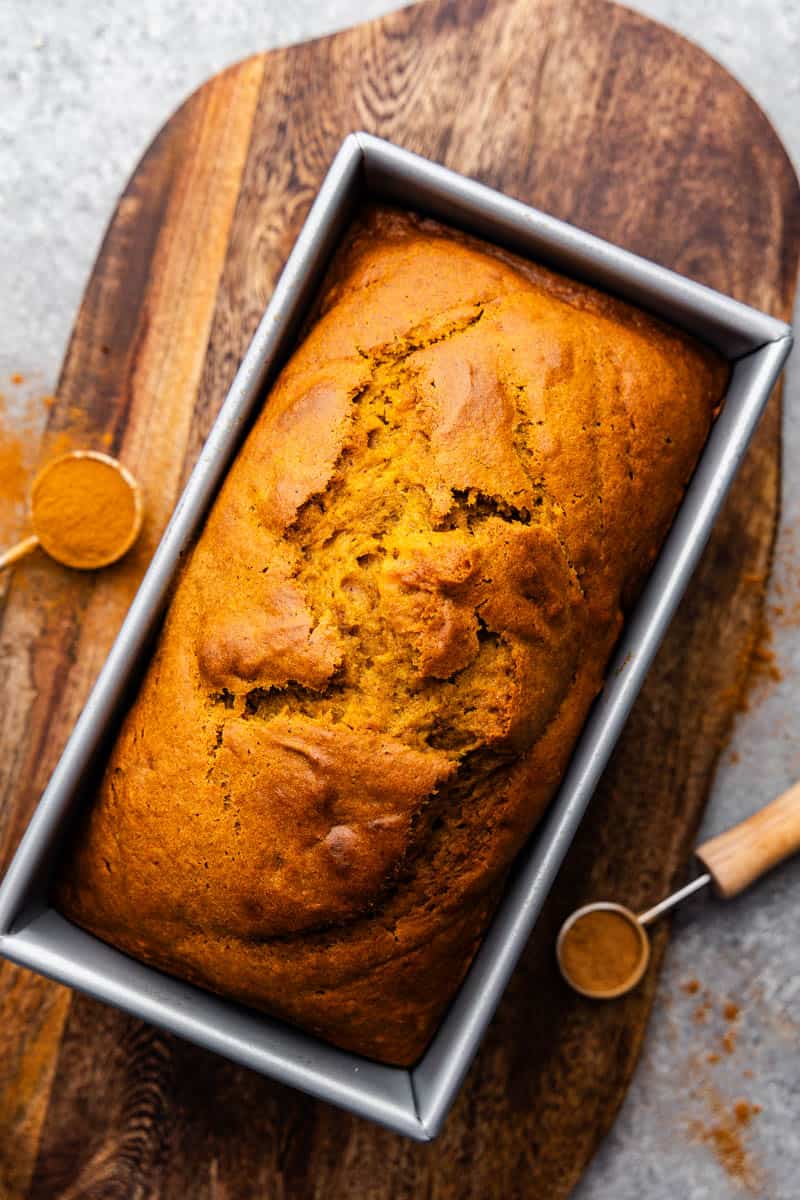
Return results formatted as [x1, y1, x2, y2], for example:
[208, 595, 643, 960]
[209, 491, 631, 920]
[57, 208, 728, 1065]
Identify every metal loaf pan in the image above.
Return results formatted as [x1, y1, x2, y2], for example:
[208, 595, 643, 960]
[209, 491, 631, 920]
[0, 133, 792, 1140]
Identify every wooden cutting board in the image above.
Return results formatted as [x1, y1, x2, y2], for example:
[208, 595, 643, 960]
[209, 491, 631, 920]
[1, 0, 798, 1196]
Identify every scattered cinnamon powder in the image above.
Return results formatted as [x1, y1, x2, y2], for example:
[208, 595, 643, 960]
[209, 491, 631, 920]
[559, 909, 645, 995]
[734, 1099, 761, 1123]
[0, 438, 28, 522]
[0, 383, 44, 552]
[690, 1097, 762, 1192]
[45, 430, 79, 461]
[676, 980, 768, 1189]
[717, 612, 783, 718]
[749, 628, 782, 685]
[10, 372, 24, 385]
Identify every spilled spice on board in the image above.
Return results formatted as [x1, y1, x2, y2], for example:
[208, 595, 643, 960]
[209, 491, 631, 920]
[717, 514, 799, 744]
[770, 519, 800, 630]
[718, 615, 782, 717]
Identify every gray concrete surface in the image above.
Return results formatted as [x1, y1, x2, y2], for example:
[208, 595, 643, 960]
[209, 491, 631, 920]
[1, 1, 799, 1195]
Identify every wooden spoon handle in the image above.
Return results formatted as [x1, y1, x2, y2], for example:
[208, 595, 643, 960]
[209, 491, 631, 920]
[0, 534, 40, 571]
[696, 780, 800, 898]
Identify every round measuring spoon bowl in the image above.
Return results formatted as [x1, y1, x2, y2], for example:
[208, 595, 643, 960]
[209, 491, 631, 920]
[556, 902, 650, 999]
[31, 451, 143, 570]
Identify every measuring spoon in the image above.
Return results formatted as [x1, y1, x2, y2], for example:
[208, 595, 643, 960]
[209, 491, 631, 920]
[0, 450, 142, 571]
[557, 777, 800, 999]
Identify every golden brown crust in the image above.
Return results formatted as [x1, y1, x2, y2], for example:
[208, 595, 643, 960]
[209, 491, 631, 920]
[57, 208, 729, 1064]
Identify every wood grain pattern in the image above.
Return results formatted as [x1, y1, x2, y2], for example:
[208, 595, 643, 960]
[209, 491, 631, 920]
[1, 0, 799, 1196]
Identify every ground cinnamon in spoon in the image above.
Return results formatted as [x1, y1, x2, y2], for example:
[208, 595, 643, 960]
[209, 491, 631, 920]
[560, 909, 644, 994]
[31, 453, 139, 569]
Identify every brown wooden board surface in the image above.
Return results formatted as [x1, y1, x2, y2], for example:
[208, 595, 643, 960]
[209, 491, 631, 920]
[1, 0, 799, 1196]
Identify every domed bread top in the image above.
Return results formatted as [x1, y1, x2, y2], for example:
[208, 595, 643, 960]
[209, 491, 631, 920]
[57, 208, 728, 1065]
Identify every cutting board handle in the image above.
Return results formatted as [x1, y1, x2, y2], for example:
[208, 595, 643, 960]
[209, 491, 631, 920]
[696, 779, 800, 898]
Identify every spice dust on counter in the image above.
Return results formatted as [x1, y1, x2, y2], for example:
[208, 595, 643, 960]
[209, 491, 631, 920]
[0, 433, 28, 525]
[0, 381, 47, 552]
[688, 1095, 763, 1194]
[693, 999, 712, 1024]
[748, 624, 783, 689]
[677, 980, 766, 1193]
